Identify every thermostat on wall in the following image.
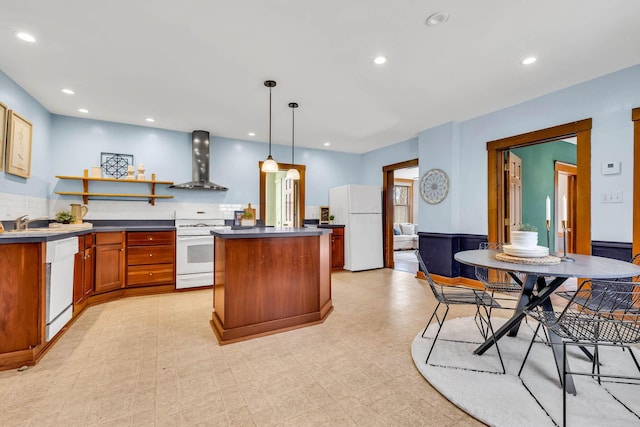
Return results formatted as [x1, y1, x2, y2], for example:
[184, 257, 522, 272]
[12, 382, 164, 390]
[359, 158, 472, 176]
[601, 161, 621, 175]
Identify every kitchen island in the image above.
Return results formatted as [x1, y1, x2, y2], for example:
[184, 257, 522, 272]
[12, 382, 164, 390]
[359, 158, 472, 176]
[210, 227, 333, 343]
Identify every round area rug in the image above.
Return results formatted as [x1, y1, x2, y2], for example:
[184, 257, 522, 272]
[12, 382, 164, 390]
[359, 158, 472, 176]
[411, 317, 640, 427]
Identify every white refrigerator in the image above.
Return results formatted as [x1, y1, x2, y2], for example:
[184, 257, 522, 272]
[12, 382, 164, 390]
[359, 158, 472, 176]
[329, 184, 383, 271]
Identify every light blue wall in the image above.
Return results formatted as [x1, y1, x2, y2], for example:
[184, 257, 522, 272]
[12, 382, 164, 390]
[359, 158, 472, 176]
[453, 64, 640, 242]
[0, 70, 53, 197]
[360, 137, 419, 185]
[4, 63, 640, 241]
[1, 63, 364, 212]
[418, 122, 461, 233]
[49, 115, 362, 207]
[413, 64, 640, 242]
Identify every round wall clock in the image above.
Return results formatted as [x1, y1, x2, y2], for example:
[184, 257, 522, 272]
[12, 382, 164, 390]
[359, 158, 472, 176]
[420, 168, 449, 204]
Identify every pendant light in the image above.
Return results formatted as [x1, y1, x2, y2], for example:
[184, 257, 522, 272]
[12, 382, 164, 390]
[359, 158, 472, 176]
[286, 102, 300, 180]
[261, 80, 279, 173]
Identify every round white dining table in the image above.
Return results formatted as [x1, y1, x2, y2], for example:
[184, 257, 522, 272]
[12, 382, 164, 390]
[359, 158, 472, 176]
[454, 249, 640, 394]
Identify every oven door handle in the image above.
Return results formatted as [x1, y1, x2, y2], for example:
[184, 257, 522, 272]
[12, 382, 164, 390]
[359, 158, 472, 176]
[177, 235, 214, 241]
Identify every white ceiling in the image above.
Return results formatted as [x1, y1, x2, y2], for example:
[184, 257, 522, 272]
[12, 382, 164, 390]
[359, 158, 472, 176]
[1, 1, 640, 154]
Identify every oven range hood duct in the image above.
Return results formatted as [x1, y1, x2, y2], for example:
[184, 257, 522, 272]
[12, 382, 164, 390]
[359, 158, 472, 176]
[170, 130, 228, 191]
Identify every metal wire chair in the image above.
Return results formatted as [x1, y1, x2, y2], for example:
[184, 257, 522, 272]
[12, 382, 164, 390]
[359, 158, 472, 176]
[416, 250, 505, 374]
[519, 279, 640, 426]
[475, 242, 525, 294]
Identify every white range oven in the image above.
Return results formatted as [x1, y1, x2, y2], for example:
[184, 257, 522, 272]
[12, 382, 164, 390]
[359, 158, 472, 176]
[175, 210, 230, 289]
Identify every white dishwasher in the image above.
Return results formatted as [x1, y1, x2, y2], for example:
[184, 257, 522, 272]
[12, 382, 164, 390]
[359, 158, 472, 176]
[46, 236, 78, 341]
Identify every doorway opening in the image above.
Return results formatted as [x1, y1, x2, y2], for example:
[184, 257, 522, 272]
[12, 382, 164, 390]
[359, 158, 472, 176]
[259, 162, 306, 228]
[555, 161, 577, 253]
[382, 159, 419, 270]
[487, 119, 591, 254]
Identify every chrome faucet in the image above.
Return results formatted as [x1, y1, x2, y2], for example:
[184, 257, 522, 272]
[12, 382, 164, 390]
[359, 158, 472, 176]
[13, 215, 48, 231]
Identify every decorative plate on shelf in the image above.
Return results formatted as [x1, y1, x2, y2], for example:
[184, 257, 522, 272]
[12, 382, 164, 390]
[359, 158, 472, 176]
[420, 168, 449, 204]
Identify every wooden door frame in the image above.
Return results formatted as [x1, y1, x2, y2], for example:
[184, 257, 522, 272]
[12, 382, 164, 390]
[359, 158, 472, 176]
[632, 108, 640, 258]
[383, 159, 419, 268]
[555, 161, 578, 252]
[487, 119, 592, 254]
[259, 162, 306, 227]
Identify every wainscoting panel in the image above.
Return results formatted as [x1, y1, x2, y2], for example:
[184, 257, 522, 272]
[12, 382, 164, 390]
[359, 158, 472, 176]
[591, 241, 633, 262]
[418, 233, 487, 279]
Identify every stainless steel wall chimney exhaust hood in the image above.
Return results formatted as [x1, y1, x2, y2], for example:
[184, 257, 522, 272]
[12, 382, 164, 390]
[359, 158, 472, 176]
[170, 130, 228, 191]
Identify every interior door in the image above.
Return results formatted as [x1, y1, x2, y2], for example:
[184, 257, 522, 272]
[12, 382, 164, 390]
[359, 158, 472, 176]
[283, 177, 296, 227]
[504, 151, 523, 242]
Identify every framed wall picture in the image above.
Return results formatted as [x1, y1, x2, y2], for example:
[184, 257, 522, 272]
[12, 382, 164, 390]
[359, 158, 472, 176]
[319, 206, 330, 224]
[0, 102, 7, 172]
[6, 110, 33, 178]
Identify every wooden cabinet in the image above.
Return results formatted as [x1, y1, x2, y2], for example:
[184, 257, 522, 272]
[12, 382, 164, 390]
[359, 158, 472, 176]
[319, 225, 344, 270]
[94, 232, 125, 294]
[73, 234, 94, 315]
[0, 243, 43, 361]
[126, 231, 175, 287]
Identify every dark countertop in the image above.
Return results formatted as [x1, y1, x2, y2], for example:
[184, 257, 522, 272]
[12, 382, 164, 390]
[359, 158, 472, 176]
[0, 220, 175, 244]
[211, 227, 332, 239]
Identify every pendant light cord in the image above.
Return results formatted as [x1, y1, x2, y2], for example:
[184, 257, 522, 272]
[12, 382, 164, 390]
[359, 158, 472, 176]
[291, 106, 295, 165]
[268, 87, 272, 156]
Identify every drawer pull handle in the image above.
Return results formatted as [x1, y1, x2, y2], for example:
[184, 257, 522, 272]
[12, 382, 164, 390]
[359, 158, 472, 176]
[149, 253, 153, 257]
[148, 237, 153, 240]
[149, 272, 153, 276]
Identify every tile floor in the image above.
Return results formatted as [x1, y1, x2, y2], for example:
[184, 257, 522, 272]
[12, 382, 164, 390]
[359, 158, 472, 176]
[0, 269, 484, 426]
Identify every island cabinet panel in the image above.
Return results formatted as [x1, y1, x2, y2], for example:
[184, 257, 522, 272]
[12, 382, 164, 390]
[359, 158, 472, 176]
[94, 232, 125, 294]
[126, 230, 175, 287]
[212, 232, 332, 343]
[0, 243, 43, 360]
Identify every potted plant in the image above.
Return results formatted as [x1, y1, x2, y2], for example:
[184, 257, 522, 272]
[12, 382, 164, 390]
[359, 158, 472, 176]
[511, 223, 538, 248]
[240, 211, 254, 227]
[329, 215, 335, 224]
[55, 210, 76, 224]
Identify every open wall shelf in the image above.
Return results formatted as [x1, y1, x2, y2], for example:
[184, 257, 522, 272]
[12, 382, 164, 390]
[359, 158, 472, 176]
[56, 169, 174, 205]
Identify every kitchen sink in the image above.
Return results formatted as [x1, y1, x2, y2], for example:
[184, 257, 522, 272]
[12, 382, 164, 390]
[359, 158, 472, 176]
[8, 227, 68, 233]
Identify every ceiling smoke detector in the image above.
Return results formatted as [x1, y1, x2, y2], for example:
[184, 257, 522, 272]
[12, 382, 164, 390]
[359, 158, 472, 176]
[425, 12, 449, 26]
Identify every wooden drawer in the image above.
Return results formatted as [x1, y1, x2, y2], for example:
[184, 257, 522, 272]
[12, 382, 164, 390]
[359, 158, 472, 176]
[127, 231, 175, 246]
[127, 264, 174, 286]
[330, 227, 344, 236]
[95, 231, 124, 245]
[127, 245, 174, 265]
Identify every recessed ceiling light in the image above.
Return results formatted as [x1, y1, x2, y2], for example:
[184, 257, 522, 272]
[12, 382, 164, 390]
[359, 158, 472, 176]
[521, 56, 537, 65]
[248, 132, 255, 136]
[145, 117, 155, 123]
[426, 12, 449, 26]
[323, 142, 331, 146]
[16, 32, 36, 42]
[77, 108, 89, 114]
[373, 56, 387, 65]
[61, 88, 74, 95]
